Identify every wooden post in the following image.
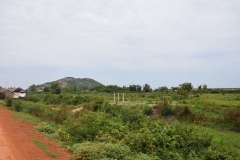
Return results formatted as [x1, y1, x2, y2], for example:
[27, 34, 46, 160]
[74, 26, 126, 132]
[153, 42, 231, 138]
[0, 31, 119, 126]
[114, 92, 115, 104]
[123, 92, 124, 103]
[118, 92, 119, 102]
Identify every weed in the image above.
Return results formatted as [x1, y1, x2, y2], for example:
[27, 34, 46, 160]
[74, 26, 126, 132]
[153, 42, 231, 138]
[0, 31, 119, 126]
[143, 106, 153, 116]
[34, 122, 56, 134]
[34, 139, 58, 158]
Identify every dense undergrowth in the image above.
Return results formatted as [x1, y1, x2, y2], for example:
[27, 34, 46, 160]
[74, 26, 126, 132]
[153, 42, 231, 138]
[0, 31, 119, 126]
[3, 92, 240, 159]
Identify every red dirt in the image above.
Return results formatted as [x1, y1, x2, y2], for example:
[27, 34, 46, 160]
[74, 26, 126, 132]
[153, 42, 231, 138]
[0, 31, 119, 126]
[0, 106, 71, 160]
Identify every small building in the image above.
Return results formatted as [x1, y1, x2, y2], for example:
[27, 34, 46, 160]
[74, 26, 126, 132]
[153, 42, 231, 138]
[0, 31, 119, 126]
[12, 88, 26, 98]
[0, 87, 26, 99]
[171, 87, 179, 91]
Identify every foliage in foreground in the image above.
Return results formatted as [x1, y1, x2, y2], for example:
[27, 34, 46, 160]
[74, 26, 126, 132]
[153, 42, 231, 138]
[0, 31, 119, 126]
[58, 104, 240, 159]
[6, 93, 240, 160]
[4, 97, 13, 107]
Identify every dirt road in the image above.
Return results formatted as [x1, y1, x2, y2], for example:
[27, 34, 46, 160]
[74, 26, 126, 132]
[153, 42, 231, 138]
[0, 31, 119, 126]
[0, 106, 71, 160]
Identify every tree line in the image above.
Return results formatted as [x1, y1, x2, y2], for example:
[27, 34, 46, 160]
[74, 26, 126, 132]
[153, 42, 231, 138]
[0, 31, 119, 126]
[27, 82, 218, 95]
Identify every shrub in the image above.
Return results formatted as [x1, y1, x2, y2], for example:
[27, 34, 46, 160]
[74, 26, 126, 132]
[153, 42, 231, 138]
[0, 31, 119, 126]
[162, 105, 172, 116]
[61, 112, 113, 143]
[143, 106, 153, 116]
[177, 106, 193, 120]
[27, 105, 45, 117]
[70, 142, 130, 160]
[92, 97, 104, 111]
[13, 100, 23, 112]
[4, 97, 13, 107]
[34, 122, 56, 134]
[223, 108, 240, 131]
[123, 127, 156, 154]
[26, 94, 41, 102]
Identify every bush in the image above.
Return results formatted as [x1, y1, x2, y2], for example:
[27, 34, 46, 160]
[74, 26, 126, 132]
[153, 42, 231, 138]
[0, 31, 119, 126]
[13, 100, 23, 112]
[26, 94, 41, 102]
[34, 122, 56, 134]
[162, 105, 172, 116]
[223, 108, 240, 131]
[60, 112, 114, 143]
[70, 142, 130, 160]
[4, 97, 13, 107]
[143, 106, 153, 116]
[177, 106, 193, 120]
[123, 127, 156, 154]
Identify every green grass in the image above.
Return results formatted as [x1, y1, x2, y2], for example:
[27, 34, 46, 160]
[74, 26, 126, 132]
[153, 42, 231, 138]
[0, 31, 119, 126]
[34, 139, 58, 158]
[11, 112, 42, 123]
[0, 100, 4, 106]
[188, 93, 240, 107]
[191, 104, 218, 117]
[196, 125, 240, 151]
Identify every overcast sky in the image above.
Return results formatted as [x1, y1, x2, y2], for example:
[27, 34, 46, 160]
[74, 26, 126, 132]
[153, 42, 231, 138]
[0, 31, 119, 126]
[1, 0, 240, 89]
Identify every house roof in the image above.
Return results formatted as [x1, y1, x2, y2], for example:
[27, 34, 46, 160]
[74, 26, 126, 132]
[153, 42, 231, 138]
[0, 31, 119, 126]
[13, 87, 24, 92]
[0, 87, 25, 93]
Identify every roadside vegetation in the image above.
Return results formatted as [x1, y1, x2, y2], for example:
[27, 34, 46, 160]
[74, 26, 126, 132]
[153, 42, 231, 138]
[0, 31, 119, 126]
[2, 82, 240, 159]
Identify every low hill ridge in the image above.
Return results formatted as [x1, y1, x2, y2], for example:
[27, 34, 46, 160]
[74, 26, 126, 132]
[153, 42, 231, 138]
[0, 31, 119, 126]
[36, 77, 103, 89]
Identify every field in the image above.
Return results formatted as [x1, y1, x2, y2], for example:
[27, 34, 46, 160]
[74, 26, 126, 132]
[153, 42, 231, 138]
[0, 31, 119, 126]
[2, 91, 240, 159]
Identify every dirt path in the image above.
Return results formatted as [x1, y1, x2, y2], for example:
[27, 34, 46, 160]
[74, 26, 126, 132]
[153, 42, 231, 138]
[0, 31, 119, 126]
[0, 107, 71, 160]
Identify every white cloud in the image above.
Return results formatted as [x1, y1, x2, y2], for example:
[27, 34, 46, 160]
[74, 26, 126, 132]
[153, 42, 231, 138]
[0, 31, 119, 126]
[0, 0, 239, 88]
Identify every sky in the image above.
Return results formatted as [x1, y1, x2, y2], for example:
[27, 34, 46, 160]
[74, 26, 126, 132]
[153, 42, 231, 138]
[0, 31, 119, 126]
[0, 0, 240, 89]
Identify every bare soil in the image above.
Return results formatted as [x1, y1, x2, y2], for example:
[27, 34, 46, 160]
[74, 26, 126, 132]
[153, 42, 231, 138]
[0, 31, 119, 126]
[0, 106, 71, 160]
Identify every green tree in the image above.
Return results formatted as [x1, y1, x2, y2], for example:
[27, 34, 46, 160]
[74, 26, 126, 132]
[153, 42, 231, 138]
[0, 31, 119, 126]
[143, 84, 152, 92]
[157, 86, 168, 92]
[203, 84, 207, 89]
[129, 85, 142, 92]
[129, 85, 137, 92]
[64, 86, 77, 93]
[82, 85, 89, 90]
[50, 82, 61, 94]
[28, 84, 37, 92]
[43, 86, 50, 92]
[178, 82, 193, 98]
[136, 85, 142, 91]
[179, 82, 193, 91]
[198, 85, 202, 90]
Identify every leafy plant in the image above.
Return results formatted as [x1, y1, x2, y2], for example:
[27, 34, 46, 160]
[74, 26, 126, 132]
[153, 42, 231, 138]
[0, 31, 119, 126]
[34, 122, 56, 134]
[13, 100, 23, 112]
[70, 142, 130, 160]
[143, 106, 153, 116]
[4, 97, 13, 107]
[162, 105, 172, 116]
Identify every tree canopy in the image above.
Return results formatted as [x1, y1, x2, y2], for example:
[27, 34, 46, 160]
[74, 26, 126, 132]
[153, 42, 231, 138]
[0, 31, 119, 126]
[143, 84, 152, 92]
[28, 84, 37, 93]
[50, 82, 61, 94]
[178, 82, 193, 98]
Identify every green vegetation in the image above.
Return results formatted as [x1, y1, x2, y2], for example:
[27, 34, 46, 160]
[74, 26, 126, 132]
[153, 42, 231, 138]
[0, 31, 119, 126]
[50, 82, 61, 94]
[3, 88, 240, 159]
[34, 139, 58, 158]
[4, 97, 13, 107]
[28, 84, 37, 93]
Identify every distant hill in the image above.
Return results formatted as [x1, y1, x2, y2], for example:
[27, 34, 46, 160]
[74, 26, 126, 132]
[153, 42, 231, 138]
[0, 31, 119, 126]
[36, 77, 103, 89]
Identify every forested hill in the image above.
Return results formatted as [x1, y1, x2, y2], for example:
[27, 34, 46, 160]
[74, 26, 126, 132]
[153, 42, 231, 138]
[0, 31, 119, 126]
[36, 77, 103, 89]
